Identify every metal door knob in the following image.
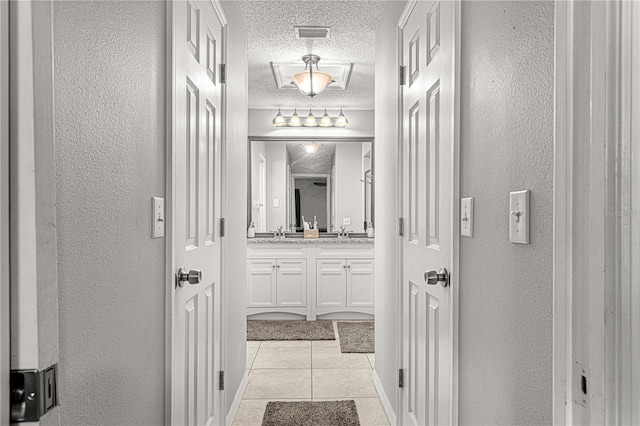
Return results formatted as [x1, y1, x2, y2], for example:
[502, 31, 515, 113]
[424, 268, 450, 287]
[176, 268, 202, 287]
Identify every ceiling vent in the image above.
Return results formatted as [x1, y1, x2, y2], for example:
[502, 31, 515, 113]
[294, 26, 331, 39]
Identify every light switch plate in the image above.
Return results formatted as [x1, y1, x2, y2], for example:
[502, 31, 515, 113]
[273, 198, 280, 208]
[509, 190, 530, 244]
[343, 218, 351, 225]
[461, 197, 473, 237]
[152, 197, 165, 238]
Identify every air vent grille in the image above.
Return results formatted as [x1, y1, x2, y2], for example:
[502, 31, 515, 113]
[294, 26, 331, 39]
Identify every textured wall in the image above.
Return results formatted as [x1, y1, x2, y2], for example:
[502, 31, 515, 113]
[374, 0, 405, 415]
[220, 0, 249, 414]
[53, 1, 166, 424]
[458, 1, 554, 424]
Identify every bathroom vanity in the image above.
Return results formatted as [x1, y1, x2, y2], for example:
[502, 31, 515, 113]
[246, 237, 374, 320]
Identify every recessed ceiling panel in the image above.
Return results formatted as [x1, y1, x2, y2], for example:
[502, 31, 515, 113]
[270, 61, 353, 91]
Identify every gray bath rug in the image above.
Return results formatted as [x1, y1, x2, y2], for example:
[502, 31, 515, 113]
[337, 321, 375, 353]
[247, 320, 335, 341]
[262, 400, 360, 426]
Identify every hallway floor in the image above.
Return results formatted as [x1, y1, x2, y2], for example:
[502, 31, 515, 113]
[231, 321, 390, 425]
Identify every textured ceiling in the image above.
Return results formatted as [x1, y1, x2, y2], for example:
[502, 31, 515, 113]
[287, 143, 336, 174]
[239, 0, 386, 110]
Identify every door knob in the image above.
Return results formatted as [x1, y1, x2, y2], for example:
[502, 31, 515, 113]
[424, 268, 450, 287]
[176, 268, 202, 287]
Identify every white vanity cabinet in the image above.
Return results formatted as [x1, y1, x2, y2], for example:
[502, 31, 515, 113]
[247, 241, 374, 319]
[247, 258, 307, 308]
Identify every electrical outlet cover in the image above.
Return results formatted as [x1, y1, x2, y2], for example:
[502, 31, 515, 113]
[343, 218, 351, 225]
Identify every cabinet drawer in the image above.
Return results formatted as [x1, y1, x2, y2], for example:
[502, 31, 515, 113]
[316, 245, 374, 259]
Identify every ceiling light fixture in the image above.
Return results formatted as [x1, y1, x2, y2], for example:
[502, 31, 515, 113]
[291, 54, 334, 98]
[272, 109, 348, 128]
[300, 143, 321, 154]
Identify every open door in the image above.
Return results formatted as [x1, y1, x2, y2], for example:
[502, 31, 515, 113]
[168, 1, 226, 424]
[399, 0, 459, 424]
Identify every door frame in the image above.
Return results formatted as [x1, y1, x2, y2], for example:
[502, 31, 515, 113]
[553, 0, 638, 423]
[165, 1, 228, 423]
[1, 0, 9, 421]
[396, 0, 461, 423]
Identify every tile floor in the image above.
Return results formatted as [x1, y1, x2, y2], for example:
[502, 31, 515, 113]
[231, 321, 389, 426]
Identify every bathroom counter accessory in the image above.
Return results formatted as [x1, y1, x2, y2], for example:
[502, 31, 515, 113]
[247, 237, 374, 245]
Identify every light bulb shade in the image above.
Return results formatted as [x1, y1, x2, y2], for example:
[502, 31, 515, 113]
[304, 111, 318, 127]
[273, 110, 287, 127]
[319, 110, 332, 127]
[300, 143, 321, 154]
[288, 111, 302, 127]
[291, 70, 333, 97]
[334, 110, 348, 127]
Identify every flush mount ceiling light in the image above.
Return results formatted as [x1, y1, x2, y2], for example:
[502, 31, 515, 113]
[271, 109, 348, 128]
[300, 142, 321, 154]
[291, 54, 334, 98]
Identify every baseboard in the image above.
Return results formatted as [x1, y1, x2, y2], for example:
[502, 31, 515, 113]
[372, 369, 397, 425]
[225, 370, 249, 425]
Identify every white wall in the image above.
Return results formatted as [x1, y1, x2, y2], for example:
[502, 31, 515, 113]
[373, 0, 405, 416]
[335, 143, 365, 232]
[249, 109, 374, 138]
[250, 141, 267, 231]
[458, 1, 554, 424]
[265, 142, 288, 231]
[220, 0, 248, 415]
[53, 2, 166, 423]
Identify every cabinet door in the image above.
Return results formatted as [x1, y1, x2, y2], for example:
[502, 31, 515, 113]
[317, 259, 347, 307]
[347, 259, 375, 307]
[276, 259, 307, 307]
[247, 259, 276, 307]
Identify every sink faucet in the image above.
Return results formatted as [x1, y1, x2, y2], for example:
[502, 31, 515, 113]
[338, 226, 350, 238]
[275, 225, 284, 240]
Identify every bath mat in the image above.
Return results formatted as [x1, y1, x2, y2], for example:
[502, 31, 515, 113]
[337, 321, 374, 353]
[262, 400, 360, 426]
[247, 320, 335, 341]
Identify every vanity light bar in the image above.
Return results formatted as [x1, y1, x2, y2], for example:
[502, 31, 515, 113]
[272, 109, 348, 128]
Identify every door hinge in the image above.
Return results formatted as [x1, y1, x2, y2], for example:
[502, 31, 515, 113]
[220, 64, 226, 84]
[398, 368, 405, 388]
[399, 217, 405, 237]
[219, 371, 225, 391]
[220, 218, 225, 237]
[10, 365, 59, 423]
[399, 65, 406, 86]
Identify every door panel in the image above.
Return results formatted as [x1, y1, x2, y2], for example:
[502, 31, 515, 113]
[172, 0, 224, 424]
[247, 259, 277, 307]
[401, 1, 456, 425]
[277, 259, 307, 307]
[316, 259, 347, 307]
[346, 259, 374, 307]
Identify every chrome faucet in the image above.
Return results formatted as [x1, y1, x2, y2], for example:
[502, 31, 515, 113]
[338, 225, 350, 238]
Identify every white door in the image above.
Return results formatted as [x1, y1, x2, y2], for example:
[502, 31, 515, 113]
[346, 259, 375, 307]
[400, 1, 457, 425]
[171, 0, 225, 424]
[247, 259, 277, 307]
[276, 259, 307, 307]
[316, 259, 347, 307]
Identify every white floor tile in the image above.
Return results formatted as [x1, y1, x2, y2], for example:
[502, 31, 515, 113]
[244, 369, 312, 399]
[246, 346, 258, 370]
[259, 340, 312, 348]
[252, 347, 311, 369]
[312, 368, 378, 398]
[312, 346, 371, 369]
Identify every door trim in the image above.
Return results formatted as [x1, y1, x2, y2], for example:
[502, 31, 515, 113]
[1, 0, 9, 421]
[397, 0, 461, 423]
[165, 1, 228, 423]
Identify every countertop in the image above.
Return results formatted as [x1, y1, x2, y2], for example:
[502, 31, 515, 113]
[247, 237, 375, 245]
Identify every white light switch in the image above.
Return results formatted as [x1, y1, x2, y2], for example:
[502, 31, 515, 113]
[509, 190, 530, 244]
[343, 218, 351, 225]
[152, 197, 165, 238]
[461, 197, 473, 237]
[273, 198, 280, 208]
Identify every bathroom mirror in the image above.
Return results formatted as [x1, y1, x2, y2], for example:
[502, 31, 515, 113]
[249, 139, 374, 234]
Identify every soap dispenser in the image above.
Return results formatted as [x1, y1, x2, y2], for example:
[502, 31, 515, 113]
[367, 222, 375, 238]
[247, 222, 256, 238]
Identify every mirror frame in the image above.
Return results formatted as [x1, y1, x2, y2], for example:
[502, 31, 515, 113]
[247, 136, 375, 233]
